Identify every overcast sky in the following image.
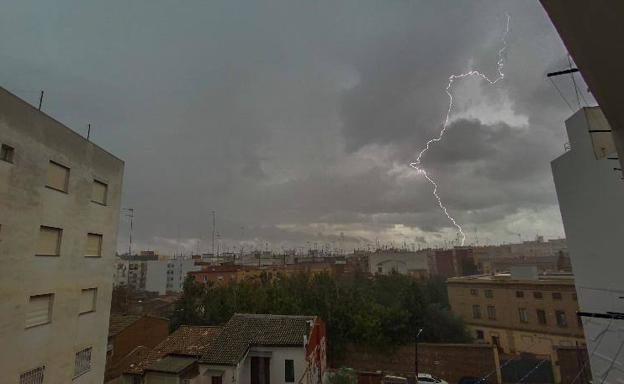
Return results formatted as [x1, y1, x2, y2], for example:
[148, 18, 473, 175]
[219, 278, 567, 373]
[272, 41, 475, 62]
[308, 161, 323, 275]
[1, 1, 594, 254]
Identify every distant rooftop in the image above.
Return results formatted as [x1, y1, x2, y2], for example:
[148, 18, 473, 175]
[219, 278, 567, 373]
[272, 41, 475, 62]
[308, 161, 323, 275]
[447, 272, 575, 286]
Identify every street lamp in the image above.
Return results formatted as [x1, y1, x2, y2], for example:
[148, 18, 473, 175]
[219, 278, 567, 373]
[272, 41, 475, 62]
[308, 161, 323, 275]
[415, 328, 423, 382]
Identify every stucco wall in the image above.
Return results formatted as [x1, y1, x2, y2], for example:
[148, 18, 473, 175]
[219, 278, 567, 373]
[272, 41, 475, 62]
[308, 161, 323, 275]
[551, 108, 624, 383]
[0, 87, 124, 383]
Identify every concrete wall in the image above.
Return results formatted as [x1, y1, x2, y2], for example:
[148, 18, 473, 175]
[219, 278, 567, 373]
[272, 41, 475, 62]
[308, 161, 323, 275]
[551, 108, 624, 383]
[0, 87, 124, 383]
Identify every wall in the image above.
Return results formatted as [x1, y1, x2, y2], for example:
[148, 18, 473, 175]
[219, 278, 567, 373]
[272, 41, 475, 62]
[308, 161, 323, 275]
[556, 347, 591, 384]
[551, 107, 624, 383]
[107, 316, 169, 376]
[238, 346, 306, 384]
[0, 87, 124, 383]
[368, 250, 429, 276]
[334, 344, 501, 384]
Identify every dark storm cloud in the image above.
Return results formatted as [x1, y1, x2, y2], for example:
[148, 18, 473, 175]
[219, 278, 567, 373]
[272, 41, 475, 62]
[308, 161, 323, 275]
[1, 0, 579, 251]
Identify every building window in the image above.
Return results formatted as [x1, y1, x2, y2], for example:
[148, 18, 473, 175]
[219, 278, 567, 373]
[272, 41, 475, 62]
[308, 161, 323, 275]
[487, 305, 497, 320]
[537, 309, 547, 325]
[472, 304, 481, 319]
[556, 311, 568, 327]
[1, 144, 15, 163]
[533, 291, 543, 299]
[26, 294, 53, 328]
[518, 308, 529, 323]
[573, 293, 578, 301]
[485, 289, 493, 298]
[74, 347, 92, 378]
[86, 233, 103, 257]
[19, 366, 45, 384]
[552, 292, 562, 300]
[285, 359, 295, 382]
[36, 226, 62, 256]
[91, 179, 108, 205]
[79, 288, 97, 314]
[251, 356, 270, 384]
[212, 376, 223, 384]
[46, 161, 70, 192]
[577, 314, 583, 328]
[475, 330, 484, 340]
[516, 291, 524, 298]
[470, 288, 478, 296]
[377, 266, 383, 273]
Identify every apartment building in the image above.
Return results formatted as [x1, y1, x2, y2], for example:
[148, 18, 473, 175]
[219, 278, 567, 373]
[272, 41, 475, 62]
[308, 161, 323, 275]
[447, 267, 585, 380]
[551, 107, 624, 382]
[0, 87, 124, 383]
[144, 258, 201, 295]
[368, 249, 429, 277]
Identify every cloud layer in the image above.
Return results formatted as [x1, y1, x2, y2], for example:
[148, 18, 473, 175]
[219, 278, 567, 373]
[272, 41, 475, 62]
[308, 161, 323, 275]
[1, 1, 593, 253]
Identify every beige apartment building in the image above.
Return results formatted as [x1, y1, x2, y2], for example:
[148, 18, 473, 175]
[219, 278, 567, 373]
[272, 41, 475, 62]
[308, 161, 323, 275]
[447, 269, 585, 368]
[0, 87, 124, 383]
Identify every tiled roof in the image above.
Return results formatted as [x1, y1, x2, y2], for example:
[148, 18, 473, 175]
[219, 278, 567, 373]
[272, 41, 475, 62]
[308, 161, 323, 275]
[109, 314, 142, 337]
[145, 355, 197, 374]
[125, 325, 222, 375]
[200, 313, 314, 366]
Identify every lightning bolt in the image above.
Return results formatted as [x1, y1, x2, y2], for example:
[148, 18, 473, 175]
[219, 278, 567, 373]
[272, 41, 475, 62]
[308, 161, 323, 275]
[410, 14, 510, 246]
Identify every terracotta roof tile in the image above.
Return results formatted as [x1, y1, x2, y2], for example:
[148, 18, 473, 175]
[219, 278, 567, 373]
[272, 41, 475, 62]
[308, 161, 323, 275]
[125, 325, 222, 375]
[200, 313, 314, 366]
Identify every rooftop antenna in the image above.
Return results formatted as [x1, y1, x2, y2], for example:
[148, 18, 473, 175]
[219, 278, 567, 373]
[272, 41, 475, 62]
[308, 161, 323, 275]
[122, 208, 134, 256]
[87, 124, 91, 141]
[211, 210, 216, 256]
[38, 90, 44, 110]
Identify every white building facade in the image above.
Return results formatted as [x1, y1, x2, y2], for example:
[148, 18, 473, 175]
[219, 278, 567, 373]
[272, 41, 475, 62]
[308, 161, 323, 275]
[551, 107, 624, 383]
[145, 258, 201, 295]
[0, 88, 124, 383]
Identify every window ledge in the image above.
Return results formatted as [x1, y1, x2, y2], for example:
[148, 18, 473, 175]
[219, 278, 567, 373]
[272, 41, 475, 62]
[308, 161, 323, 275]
[84, 255, 102, 258]
[45, 185, 68, 194]
[90, 200, 107, 206]
[79, 310, 96, 316]
[25, 321, 51, 329]
[35, 254, 60, 257]
[73, 369, 91, 380]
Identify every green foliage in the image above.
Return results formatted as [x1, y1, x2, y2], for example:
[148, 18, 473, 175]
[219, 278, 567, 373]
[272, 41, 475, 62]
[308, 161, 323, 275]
[171, 272, 471, 359]
[325, 368, 357, 384]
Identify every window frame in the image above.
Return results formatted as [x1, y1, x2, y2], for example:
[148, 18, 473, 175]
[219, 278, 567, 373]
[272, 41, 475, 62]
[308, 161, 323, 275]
[533, 291, 543, 299]
[472, 304, 481, 319]
[552, 292, 562, 300]
[518, 308, 529, 323]
[25, 293, 54, 329]
[484, 289, 493, 298]
[45, 160, 70, 193]
[285, 359, 295, 383]
[1, 143, 15, 163]
[85, 233, 103, 258]
[487, 305, 497, 320]
[91, 179, 108, 206]
[556, 310, 568, 328]
[515, 290, 524, 298]
[73, 347, 92, 378]
[36, 226, 62, 256]
[470, 288, 478, 296]
[19, 366, 45, 384]
[537, 309, 547, 325]
[475, 330, 484, 340]
[79, 288, 97, 315]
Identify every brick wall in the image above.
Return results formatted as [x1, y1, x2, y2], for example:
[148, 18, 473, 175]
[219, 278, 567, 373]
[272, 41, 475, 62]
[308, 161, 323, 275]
[334, 343, 501, 384]
[557, 347, 591, 384]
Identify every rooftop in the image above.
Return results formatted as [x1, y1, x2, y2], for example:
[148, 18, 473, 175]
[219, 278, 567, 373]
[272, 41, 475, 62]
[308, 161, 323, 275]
[109, 314, 143, 337]
[200, 313, 315, 366]
[145, 355, 197, 374]
[447, 272, 575, 286]
[125, 325, 222, 375]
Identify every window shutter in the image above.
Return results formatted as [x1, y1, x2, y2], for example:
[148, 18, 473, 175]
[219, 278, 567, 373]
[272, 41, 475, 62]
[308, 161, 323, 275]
[79, 288, 97, 314]
[86, 234, 102, 257]
[92, 180, 107, 205]
[26, 294, 52, 328]
[37, 227, 61, 256]
[46, 161, 69, 191]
